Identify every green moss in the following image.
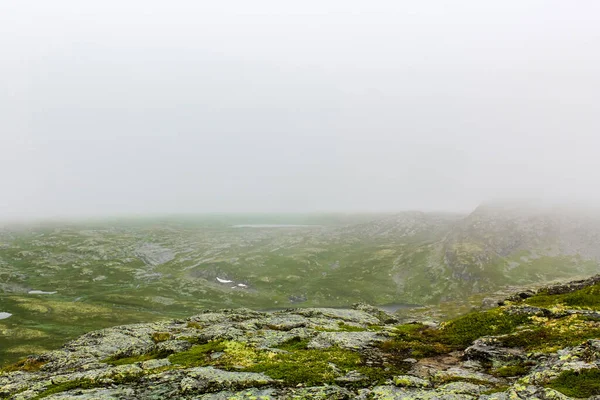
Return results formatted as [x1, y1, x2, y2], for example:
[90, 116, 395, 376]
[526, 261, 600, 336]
[32, 373, 141, 399]
[492, 364, 530, 377]
[244, 346, 381, 386]
[336, 322, 367, 332]
[527, 282, 600, 309]
[314, 322, 367, 333]
[166, 338, 401, 387]
[244, 348, 355, 386]
[33, 379, 98, 399]
[380, 323, 452, 359]
[547, 368, 600, 398]
[168, 340, 226, 367]
[1, 358, 46, 373]
[103, 352, 163, 366]
[441, 308, 530, 347]
[482, 385, 510, 395]
[497, 320, 600, 353]
[437, 376, 494, 386]
[276, 337, 310, 351]
[380, 308, 531, 360]
[152, 332, 172, 343]
[367, 324, 384, 331]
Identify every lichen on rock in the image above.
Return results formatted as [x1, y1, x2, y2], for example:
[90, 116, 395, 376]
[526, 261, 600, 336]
[2, 275, 600, 399]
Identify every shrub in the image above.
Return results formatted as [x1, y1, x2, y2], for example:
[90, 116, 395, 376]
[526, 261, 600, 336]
[152, 332, 172, 343]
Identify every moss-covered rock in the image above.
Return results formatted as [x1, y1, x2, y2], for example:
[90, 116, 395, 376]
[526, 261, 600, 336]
[3, 276, 600, 399]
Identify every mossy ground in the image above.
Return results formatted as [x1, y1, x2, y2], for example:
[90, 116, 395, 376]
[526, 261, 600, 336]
[276, 337, 310, 351]
[441, 308, 531, 347]
[314, 321, 376, 333]
[0, 357, 46, 373]
[151, 332, 172, 343]
[526, 282, 600, 309]
[380, 308, 531, 359]
[104, 352, 163, 366]
[546, 368, 600, 398]
[32, 379, 100, 399]
[492, 364, 530, 377]
[31, 373, 143, 400]
[497, 315, 600, 353]
[110, 337, 406, 387]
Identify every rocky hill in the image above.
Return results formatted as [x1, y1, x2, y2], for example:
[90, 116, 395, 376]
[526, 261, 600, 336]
[2, 206, 600, 364]
[2, 275, 600, 399]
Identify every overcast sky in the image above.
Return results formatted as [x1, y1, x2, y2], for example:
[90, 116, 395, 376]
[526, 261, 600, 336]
[1, 1, 599, 218]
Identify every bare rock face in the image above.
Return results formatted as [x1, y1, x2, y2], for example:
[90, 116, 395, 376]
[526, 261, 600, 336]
[543, 275, 600, 295]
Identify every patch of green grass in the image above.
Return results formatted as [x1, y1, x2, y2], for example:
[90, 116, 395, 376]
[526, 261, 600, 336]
[367, 324, 384, 331]
[314, 322, 367, 333]
[547, 368, 600, 398]
[276, 337, 310, 351]
[166, 338, 402, 387]
[33, 379, 98, 399]
[151, 332, 172, 343]
[103, 352, 163, 366]
[441, 309, 530, 347]
[527, 282, 600, 309]
[492, 364, 530, 377]
[337, 322, 367, 332]
[482, 386, 510, 395]
[1, 358, 46, 373]
[497, 317, 600, 353]
[380, 308, 531, 359]
[32, 372, 142, 399]
[380, 323, 452, 359]
[437, 376, 494, 386]
[244, 345, 403, 387]
[245, 347, 360, 386]
[168, 340, 227, 367]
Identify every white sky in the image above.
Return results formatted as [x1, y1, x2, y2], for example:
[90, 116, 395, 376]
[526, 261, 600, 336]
[1, 1, 599, 218]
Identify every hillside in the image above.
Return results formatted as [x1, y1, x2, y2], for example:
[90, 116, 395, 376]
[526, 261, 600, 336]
[2, 275, 600, 399]
[1, 206, 600, 364]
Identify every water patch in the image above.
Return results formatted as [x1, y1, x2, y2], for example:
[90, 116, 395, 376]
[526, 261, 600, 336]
[28, 290, 57, 295]
[0, 312, 12, 320]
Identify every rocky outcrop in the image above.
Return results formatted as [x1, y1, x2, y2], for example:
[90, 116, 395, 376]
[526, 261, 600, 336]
[499, 274, 600, 305]
[2, 276, 600, 399]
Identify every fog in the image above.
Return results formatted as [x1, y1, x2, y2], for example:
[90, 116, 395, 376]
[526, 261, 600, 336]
[1, 1, 599, 219]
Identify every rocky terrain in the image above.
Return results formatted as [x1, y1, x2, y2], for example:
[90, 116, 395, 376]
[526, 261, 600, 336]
[2, 275, 600, 399]
[2, 206, 600, 364]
